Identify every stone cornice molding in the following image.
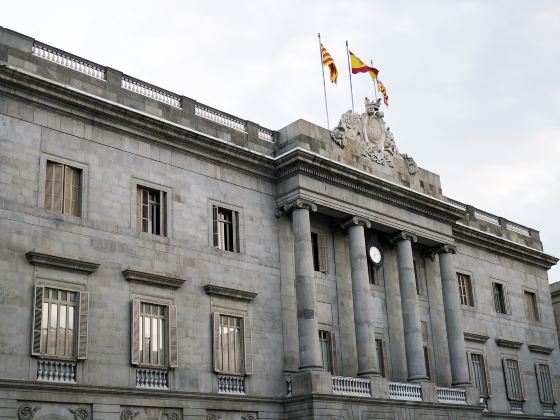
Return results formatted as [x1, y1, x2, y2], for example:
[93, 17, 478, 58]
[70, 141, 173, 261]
[26, 251, 100, 274]
[495, 338, 523, 349]
[281, 198, 318, 214]
[340, 216, 371, 230]
[527, 344, 553, 355]
[389, 231, 417, 244]
[463, 332, 489, 343]
[122, 267, 186, 289]
[453, 223, 558, 269]
[203, 284, 257, 302]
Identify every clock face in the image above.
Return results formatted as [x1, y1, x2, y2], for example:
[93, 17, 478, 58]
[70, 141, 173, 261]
[369, 246, 382, 264]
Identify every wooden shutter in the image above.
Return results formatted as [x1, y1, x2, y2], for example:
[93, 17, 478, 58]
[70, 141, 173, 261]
[502, 358, 513, 399]
[382, 340, 389, 378]
[168, 305, 178, 368]
[330, 331, 339, 376]
[243, 317, 253, 375]
[233, 211, 239, 253]
[466, 352, 473, 384]
[31, 286, 44, 356]
[46, 162, 64, 212]
[63, 166, 80, 216]
[519, 360, 526, 401]
[77, 291, 89, 359]
[161, 191, 167, 237]
[212, 206, 219, 248]
[318, 233, 328, 272]
[484, 355, 492, 397]
[503, 284, 511, 315]
[212, 312, 222, 373]
[131, 299, 141, 365]
[45, 163, 54, 211]
[136, 189, 142, 231]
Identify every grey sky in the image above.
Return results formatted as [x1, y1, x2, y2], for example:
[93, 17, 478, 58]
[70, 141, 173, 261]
[4, 0, 560, 282]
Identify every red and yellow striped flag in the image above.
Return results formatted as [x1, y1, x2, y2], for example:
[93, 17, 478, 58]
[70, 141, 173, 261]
[321, 43, 338, 84]
[349, 51, 379, 82]
[377, 79, 389, 107]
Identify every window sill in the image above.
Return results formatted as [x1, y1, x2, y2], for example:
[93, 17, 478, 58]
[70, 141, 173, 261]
[35, 355, 78, 362]
[137, 231, 170, 244]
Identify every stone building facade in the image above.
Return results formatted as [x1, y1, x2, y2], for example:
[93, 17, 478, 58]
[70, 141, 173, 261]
[0, 27, 559, 420]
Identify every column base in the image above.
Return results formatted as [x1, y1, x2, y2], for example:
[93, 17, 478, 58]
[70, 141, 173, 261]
[290, 370, 332, 397]
[451, 379, 471, 388]
[407, 374, 429, 383]
[357, 368, 380, 378]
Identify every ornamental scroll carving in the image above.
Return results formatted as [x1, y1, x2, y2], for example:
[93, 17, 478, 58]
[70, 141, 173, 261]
[331, 98, 417, 174]
[69, 408, 89, 420]
[17, 404, 40, 420]
[121, 408, 180, 420]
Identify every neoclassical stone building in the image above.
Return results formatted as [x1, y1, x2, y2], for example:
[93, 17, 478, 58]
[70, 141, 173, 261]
[0, 27, 558, 420]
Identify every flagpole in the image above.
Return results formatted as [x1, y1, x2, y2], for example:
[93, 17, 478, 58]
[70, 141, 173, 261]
[345, 40, 355, 113]
[318, 33, 330, 129]
[371, 60, 379, 101]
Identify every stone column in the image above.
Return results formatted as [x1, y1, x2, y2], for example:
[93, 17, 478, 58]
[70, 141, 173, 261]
[341, 216, 379, 377]
[283, 199, 323, 370]
[437, 245, 470, 386]
[391, 232, 428, 382]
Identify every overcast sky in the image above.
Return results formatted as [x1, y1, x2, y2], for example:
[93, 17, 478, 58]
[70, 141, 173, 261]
[4, 0, 560, 283]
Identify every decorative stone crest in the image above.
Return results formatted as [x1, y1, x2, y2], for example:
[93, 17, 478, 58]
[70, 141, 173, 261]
[206, 415, 221, 420]
[121, 409, 138, 420]
[331, 97, 416, 172]
[69, 407, 89, 420]
[18, 405, 40, 420]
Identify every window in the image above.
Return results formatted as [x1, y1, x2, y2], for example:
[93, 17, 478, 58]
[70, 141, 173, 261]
[492, 282, 509, 314]
[31, 286, 89, 359]
[457, 273, 474, 306]
[367, 260, 377, 285]
[469, 352, 491, 397]
[524, 291, 539, 321]
[413, 260, 421, 295]
[212, 313, 252, 375]
[131, 300, 177, 368]
[213, 206, 239, 252]
[319, 330, 332, 372]
[311, 232, 328, 272]
[375, 338, 386, 377]
[423, 345, 431, 379]
[502, 358, 525, 401]
[137, 186, 167, 236]
[45, 161, 81, 216]
[535, 363, 555, 404]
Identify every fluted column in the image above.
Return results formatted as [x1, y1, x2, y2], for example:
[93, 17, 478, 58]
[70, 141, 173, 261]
[341, 216, 379, 377]
[391, 232, 428, 382]
[284, 199, 323, 370]
[437, 245, 470, 386]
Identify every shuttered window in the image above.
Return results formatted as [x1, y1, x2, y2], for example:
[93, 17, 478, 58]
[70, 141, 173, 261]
[457, 273, 474, 306]
[375, 338, 386, 377]
[130, 300, 177, 368]
[31, 286, 88, 359]
[492, 282, 509, 314]
[212, 313, 252, 375]
[137, 187, 167, 236]
[423, 345, 432, 380]
[524, 291, 539, 321]
[469, 352, 490, 397]
[213, 206, 239, 252]
[311, 232, 328, 272]
[45, 162, 81, 216]
[535, 363, 555, 404]
[503, 358, 525, 401]
[319, 330, 332, 373]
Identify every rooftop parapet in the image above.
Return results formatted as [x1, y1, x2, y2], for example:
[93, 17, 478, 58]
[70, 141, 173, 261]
[0, 27, 276, 156]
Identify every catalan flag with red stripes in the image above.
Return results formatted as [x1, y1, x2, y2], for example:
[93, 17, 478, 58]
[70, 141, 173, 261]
[377, 79, 389, 107]
[321, 43, 338, 84]
[349, 51, 379, 82]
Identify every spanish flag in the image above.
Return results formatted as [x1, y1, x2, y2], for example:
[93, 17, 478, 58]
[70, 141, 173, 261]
[321, 43, 338, 84]
[350, 51, 379, 82]
[377, 79, 389, 107]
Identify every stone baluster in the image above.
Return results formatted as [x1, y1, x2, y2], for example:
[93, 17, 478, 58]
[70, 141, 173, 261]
[391, 232, 428, 382]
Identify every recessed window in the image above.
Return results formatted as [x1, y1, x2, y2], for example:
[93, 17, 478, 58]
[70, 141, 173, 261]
[469, 352, 490, 397]
[311, 232, 328, 272]
[375, 338, 386, 377]
[503, 358, 524, 401]
[212, 313, 252, 376]
[492, 282, 508, 314]
[413, 260, 421, 295]
[457, 273, 474, 306]
[535, 363, 554, 404]
[524, 291, 539, 321]
[137, 186, 167, 236]
[367, 261, 377, 285]
[213, 206, 239, 252]
[319, 330, 332, 373]
[45, 161, 81, 216]
[423, 345, 431, 380]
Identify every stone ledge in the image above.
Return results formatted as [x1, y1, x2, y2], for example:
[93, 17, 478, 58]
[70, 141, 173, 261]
[527, 344, 553, 354]
[204, 284, 257, 302]
[463, 332, 489, 343]
[26, 251, 99, 274]
[123, 267, 186, 289]
[495, 339, 523, 349]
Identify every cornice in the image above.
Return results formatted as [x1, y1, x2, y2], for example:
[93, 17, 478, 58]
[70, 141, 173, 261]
[204, 284, 257, 302]
[463, 332, 489, 343]
[274, 149, 466, 225]
[453, 223, 558, 269]
[122, 267, 186, 289]
[527, 344, 553, 355]
[25, 251, 99, 274]
[495, 338, 523, 349]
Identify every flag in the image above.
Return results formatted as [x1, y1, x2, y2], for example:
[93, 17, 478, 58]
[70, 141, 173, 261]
[321, 43, 338, 84]
[349, 51, 379, 82]
[378, 79, 389, 107]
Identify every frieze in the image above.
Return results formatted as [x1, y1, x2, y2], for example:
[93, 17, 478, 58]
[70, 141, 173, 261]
[121, 407, 180, 420]
[69, 408, 89, 420]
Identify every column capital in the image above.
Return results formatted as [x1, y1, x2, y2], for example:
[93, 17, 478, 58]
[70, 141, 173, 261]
[340, 216, 371, 230]
[275, 199, 317, 217]
[389, 231, 417, 244]
[435, 244, 457, 255]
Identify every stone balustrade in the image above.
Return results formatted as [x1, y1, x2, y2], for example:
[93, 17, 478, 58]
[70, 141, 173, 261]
[121, 77, 182, 108]
[258, 128, 274, 142]
[37, 360, 77, 383]
[388, 382, 422, 401]
[436, 386, 467, 404]
[332, 376, 371, 397]
[135, 368, 169, 389]
[32, 42, 105, 80]
[217, 375, 245, 395]
[509, 401, 524, 414]
[542, 403, 555, 416]
[195, 105, 247, 132]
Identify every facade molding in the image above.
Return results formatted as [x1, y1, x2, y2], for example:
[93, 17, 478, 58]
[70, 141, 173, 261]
[122, 267, 186, 289]
[527, 344, 554, 355]
[463, 332, 489, 343]
[25, 251, 99, 274]
[495, 339, 523, 349]
[203, 284, 257, 302]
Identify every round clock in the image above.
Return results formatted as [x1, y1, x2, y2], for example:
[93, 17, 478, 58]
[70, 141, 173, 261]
[367, 240, 384, 267]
